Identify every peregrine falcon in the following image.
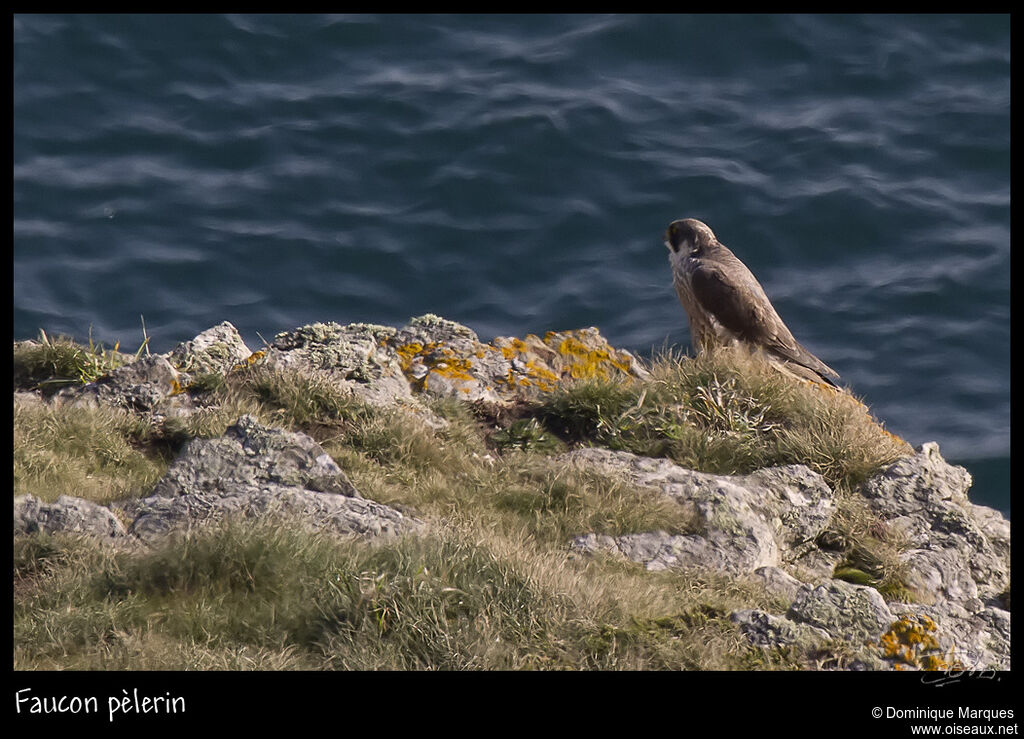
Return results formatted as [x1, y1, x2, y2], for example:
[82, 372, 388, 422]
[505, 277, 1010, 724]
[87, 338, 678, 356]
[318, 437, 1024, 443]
[665, 218, 840, 388]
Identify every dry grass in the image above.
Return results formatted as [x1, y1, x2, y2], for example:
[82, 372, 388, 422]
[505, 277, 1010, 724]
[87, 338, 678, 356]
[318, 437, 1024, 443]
[13, 518, 794, 671]
[13, 400, 167, 505]
[539, 344, 911, 491]
[13, 337, 913, 670]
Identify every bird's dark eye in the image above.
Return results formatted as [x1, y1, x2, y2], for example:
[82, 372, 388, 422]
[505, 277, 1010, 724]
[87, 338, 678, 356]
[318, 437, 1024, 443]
[667, 224, 680, 251]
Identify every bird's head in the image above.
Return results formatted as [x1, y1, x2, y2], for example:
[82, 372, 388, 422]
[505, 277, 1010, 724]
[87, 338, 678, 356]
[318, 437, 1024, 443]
[665, 218, 717, 256]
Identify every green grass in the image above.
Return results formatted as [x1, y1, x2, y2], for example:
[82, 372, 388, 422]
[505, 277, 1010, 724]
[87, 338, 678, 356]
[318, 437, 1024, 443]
[14, 328, 148, 395]
[538, 345, 910, 492]
[13, 401, 168, 505]
[14, 520, 792, 670]
[13, 336, 914, 670]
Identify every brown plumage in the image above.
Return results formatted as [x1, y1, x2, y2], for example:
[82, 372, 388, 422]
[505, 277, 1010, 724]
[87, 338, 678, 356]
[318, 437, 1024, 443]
[665, 218, 840, 388]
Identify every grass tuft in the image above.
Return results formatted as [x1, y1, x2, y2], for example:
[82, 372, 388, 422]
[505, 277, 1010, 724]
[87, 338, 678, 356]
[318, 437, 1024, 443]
[14, 328, 147, 395]
[537, 344, 909, 491]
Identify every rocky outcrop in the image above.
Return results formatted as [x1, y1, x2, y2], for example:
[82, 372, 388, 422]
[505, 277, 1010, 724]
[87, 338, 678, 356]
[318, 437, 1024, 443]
[42, 316, 647, 430]
[861, 443, 1011, 671]
[565, 448, 836, 578]
[148, 414, 360, 499]
[53, 321, 254, 416]
[167, 320, 254, 376]
[14, 494, 128, 539]
[16, 316, 647, 545]
[12, 317, 1009, 671]
[859, 442, 1009, 608]
[14, 415, 421, 545]
[264, 321, 414, 407]
[265, 314, 648, 407]
[121, 414, 421, 542]
[563, 444, 1010, 671]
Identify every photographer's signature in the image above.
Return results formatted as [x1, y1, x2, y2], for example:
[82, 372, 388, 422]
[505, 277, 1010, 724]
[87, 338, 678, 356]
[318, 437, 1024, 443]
[921, 662, 1001, 687]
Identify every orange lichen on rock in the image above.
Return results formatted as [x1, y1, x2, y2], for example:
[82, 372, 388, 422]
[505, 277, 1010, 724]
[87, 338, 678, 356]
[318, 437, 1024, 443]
[548, 330, 635, 381]
[874, 615, 963, 671]
[393, 342, 426, 372]
[499, 337, 530, 361]
[394, 340, 478, 390]
[233, 349, 266, 371]
[386, 318, 644, 403]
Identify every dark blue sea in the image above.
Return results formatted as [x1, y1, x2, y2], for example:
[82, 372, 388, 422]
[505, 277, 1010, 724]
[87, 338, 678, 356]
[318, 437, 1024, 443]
[13, 14, 1010, 515]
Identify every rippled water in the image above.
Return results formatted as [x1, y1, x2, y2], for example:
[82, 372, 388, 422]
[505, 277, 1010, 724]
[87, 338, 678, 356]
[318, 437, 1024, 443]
[13, 14, 1010, 513]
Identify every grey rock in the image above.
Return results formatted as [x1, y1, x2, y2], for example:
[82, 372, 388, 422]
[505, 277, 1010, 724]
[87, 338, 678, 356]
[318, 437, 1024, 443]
[14, 494, 127, 539]
[730, 582, 894, 669]
[860, 441, 972, 509]
[262, 316, 647, 420]
[787, 580, 895, 646]
[151, 414, 360, 499]
[393, 314, 507, 403]
[169, 320, 253, 376]
[851, 441, 1013, 670]
[750, 566, 806, 603]
[859, 443, 1009, 610]
[56, 354, 189, 413]
[265, 321, 413, 407]
[125, 486, 416, 544]
[888, 602, 1011, 672]
[394, 313, 481, 347]
[568, 529, 773, 574]
[566, 443, 1009, 670]
[392, 316, 649, 404]
[562, 448, 834, 577]
[121, 415, 421, 543]
[730, 608, 831, 651]
[742, 465, 836, 551]
[50, 322, 252, 415]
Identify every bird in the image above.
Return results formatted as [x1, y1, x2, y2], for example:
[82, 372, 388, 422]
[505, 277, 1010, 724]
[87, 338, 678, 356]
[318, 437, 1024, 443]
[664, 218, 840, 388]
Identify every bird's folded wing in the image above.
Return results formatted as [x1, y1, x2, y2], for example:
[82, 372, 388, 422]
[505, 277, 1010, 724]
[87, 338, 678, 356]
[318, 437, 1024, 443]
[690, 261, 839, 380]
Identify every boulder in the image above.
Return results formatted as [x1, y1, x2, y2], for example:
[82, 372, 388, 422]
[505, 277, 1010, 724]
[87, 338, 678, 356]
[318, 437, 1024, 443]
[14, 494, 127, 539]
[561, 443, 1010, 671]
[563, 448, 835, 577]
[856, 442, 1011, 670]
[149, 414, 360, 499]
[390, 316, 649, 403]
[117, 415, 422, 543]
[168, 320, 254, 376]
[53, 321, 255, 415]
[787, 580, 895, 647]
[264, 321, 413, 407]
[729, 608, 831, 652]
[858, 442, 1009, 606]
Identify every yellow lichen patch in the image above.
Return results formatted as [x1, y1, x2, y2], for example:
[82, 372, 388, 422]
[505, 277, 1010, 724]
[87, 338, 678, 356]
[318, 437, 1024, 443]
[396, 341, 478, 391]
[554, 333, 634, 381]
[169, 378, 185, 396]
[394, 342, 427, 372]
[499, 337, 530, 360]
[521, 360, 559, 393]
[873, 615, 963, 671]
[228, 350, 266, 374]
[427, 352, 476, 383]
